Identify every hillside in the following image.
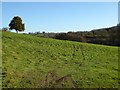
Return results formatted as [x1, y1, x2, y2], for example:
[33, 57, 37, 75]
[29, 25, 120, 46]
[2, 31, 119, 88]
[54, 25, 120, 46]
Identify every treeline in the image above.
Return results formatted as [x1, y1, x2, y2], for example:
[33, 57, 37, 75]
[27, 25, 120, 46]
[54, 26, 120, 46]
[2, 25, 120, 46]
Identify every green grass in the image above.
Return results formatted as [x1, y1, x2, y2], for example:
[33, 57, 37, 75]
[0, 31, 2, 89]
[2, 31, 119, 88]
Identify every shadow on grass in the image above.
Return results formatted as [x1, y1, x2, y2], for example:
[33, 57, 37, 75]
[41, 70, 78, 88]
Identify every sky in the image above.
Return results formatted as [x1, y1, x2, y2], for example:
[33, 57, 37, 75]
[119, 1, 120, 24]
[2, 2, 118, 33]
[1, 0, 119, 2]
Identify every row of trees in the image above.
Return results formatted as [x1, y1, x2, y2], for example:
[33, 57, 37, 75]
[54, 26, 120, 46]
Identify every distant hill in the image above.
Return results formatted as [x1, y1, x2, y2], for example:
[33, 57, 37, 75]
[2, 31, 119, 88]
[28, 25, 120, 46]
[54, 25, 120, 46]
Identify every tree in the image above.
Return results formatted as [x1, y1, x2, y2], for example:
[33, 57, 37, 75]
[2, 27, 9, 32]
[9, 16, 25, 33]
[42, 31, 45, 34]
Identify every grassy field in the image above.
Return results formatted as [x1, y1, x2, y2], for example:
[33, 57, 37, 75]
[2, 31, 119, 88]
[0, 31, 2, 88]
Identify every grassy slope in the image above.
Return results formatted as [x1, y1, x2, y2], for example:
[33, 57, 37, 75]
[0, 31, 2, 88]
[2, 31, 119, 88]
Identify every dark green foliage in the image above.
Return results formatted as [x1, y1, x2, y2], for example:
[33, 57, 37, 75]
[9, 16, 25, 33]
[2, 27, 9, 32]
[54, 26, 120, 46]
[42, 31, 45, 34]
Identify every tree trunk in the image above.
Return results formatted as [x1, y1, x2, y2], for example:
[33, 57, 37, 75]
[16, 30, 18, 33]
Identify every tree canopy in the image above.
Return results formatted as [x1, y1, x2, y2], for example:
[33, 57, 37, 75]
[9, 16, 25, 33]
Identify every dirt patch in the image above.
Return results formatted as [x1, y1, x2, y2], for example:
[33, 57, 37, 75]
[41, 70, 78, 88]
